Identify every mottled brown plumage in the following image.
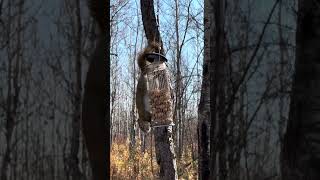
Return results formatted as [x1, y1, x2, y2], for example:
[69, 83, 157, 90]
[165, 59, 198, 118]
[136, 42, 163, 132]
[136, 42, 174, 132]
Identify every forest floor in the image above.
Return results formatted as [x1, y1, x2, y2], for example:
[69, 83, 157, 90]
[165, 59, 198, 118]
[111, 136, 198, 179]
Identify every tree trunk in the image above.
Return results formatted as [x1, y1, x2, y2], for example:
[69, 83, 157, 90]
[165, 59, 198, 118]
[129, 10, 140, 178]
[140, 0, 163, 49]
[198, 0, 212, 179]
[209, 0, 227, 179]
[81, 0, 109, 179]
[174, 0, 183, 159]
[281, 0, 320, 179]
[69, 0, 83, 179]
[154, 127, 178, 180]
[0, 1, 21, 179]
[82, 36, 108, 180]
[140, 0, 178, 179]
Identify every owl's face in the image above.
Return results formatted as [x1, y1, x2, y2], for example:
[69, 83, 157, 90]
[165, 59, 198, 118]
[138, 42, 163, 72]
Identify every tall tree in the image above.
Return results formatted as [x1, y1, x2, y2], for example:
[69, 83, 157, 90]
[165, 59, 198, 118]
[173, 0, 183, 159]
[209, 0, 227, 179]
[198, 0, 227, 179]
[281, 0, 320, 179]
[140, 0, 178, 179]
[198, 0, 212, 178]
[0, 0, 24, 179]
[63, 0, 83, 179]
[81, 0, 109, 179]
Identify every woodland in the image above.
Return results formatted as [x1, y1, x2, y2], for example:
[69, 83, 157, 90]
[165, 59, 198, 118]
[0, 0, 319, 180]
[113, 0, 320, 179]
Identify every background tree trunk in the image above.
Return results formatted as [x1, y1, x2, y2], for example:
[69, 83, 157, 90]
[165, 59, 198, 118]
[281, 0, 320, 179]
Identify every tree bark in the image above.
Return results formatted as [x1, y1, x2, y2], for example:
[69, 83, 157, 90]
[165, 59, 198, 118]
[214, 0, 227, 178]
[154, 126, 178, 180]
[69, 0, 83, 179]
[81, 0, 109, 179]
[173, 0, 183, 159]
[140, 0, 163, 53]
[281, 0, 320, 179]
[140, 0, 178, 179]
[0, 1, 21, 179]
[209, 0, 227, 179]
[82, 34, 108, 180]
[198, 0, 212, 179]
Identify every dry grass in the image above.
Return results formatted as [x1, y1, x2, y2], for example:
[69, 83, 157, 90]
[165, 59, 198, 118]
[111, 137, 197, 180]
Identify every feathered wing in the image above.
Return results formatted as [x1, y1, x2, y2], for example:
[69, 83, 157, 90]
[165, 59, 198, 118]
[136, 74, 152, 132]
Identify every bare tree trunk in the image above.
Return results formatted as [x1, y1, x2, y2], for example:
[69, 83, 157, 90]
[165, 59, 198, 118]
[110, 58, 118, 144]
[154, 127, 178, 180]
[277, 0, 289, 144]
[24, 64, 31, 180]
[82, 0, 109, 179]
[209, 0, 226, 179]
[198, 0, 212, 179]
[174, 0, 183, 159]
[0, 1, 21, 179]
[82, 35, 108, 180]
[281, 0, 320, 179]
[69, 0, 83, 179]
[140, 0, 163, 49]
[129, 8, 140, 178]
[140, 0, 178, 179]
[1, 1, 12, 177]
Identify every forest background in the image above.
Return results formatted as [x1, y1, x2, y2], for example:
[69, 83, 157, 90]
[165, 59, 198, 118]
[110, 0, 295, 179]
[0, 0, 296, 179]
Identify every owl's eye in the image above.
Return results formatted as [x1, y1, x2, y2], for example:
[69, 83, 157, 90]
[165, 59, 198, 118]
[146, 56, 155, 62]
